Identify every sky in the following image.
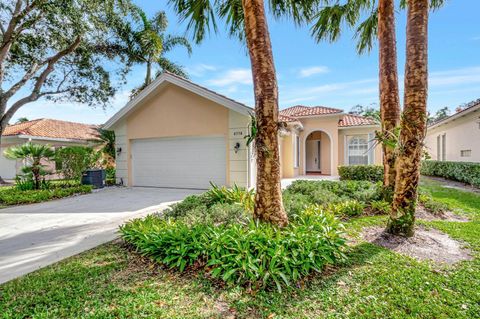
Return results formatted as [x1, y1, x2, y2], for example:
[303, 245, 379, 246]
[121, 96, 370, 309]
[12, 0, 480, 124]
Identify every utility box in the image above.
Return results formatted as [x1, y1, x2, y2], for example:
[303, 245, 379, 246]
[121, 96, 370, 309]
[81, 169, 105, 188]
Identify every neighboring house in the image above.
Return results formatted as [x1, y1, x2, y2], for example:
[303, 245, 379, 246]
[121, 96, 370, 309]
[104, 72, 381, 189]
[425, 99, 480, 163]
[0, 119, 100, 179]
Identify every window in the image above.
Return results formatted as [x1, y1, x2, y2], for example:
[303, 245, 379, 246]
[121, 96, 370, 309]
[441, 134, 446, 161]
[437, 135, 441, 160]
[347, 135, 369, 165]
[461, 150, 472, 157]
[294, 135, 300, 168]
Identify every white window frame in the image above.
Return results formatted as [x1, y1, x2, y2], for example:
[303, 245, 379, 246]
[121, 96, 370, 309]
[346, 134, 371, 166]
[294, 134, 300, 168]
[460, 150, 472, 158]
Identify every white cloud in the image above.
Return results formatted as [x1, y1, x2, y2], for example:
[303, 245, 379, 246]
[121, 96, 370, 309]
[472, 36, 480, 41]
[207, 68, 253, 87]
[298, 66, 330, 78]
[186, 63, 218, 77]
[430, 66, 480, 87]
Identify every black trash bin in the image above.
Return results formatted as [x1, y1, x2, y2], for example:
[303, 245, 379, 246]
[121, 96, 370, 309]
[81, 169, 105, 188]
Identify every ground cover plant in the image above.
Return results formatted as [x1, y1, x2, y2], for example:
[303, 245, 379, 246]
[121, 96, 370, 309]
[1, 177, 479, 318]
[0, 184, 92, 206]
[121, 184, 347, 291]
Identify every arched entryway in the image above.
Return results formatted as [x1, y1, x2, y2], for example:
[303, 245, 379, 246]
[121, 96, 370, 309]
[304, 130, 333, 175]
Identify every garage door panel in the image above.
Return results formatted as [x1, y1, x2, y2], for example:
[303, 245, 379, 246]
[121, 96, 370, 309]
[131, 136, 226, 189]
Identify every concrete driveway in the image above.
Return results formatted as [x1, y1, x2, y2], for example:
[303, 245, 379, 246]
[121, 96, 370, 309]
[0, 187, 199, 284]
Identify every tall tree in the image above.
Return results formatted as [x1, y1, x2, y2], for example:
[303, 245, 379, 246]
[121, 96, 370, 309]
[387, 0, 429, 237]
[377, 0, 400, 198]
[0, 0, 131, 145]
[0, 0, 132, 182]
[116, 6, 192, 95]
[168, 0, 317, 226]
[310, 0, 400, 198]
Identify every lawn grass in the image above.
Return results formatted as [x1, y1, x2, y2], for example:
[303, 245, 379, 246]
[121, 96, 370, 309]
[1, 178, 479, 318]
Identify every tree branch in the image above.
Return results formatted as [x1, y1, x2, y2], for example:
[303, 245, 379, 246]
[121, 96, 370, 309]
[1, 36, 82, 126]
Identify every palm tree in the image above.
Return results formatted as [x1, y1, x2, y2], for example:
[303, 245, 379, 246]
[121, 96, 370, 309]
[4, 143, 55, 190]
[168, 0, 317, 226]
[97, 128, 116, 160]
[387, 0, 430, 237]
[118, 6, 192, 95]
[15, 117, 30, 124]
[310, 0, 400, 199]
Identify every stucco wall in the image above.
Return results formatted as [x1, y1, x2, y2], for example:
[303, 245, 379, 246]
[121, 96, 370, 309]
[338, 127, 382, 166]
[298, 116, 341, 175]
[425, 111, 480, 162]
[114, 83, 250, 187]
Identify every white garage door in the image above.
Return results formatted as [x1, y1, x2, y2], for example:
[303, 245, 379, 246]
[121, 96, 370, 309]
[131, 136, 226, 189]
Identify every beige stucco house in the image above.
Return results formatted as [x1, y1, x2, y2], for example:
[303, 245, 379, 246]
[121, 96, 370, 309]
[424, 99, 480, 162]
[105, 72, 381, 189]
[0, 119, 100, 179]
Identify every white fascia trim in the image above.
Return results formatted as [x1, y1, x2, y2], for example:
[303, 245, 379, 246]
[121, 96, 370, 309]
[104, 73, 253, 129]
[428, 105, 480, 130]
[17, 135, 89, 143]
[339, 124, 380, 130]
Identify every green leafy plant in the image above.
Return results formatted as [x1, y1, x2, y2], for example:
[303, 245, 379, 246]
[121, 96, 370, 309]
[206, 183, 255, 212]
[327, 200, 365, 218]
[120, 205, 346, 292]
[0, 185, 92, 206]
[55, 146, 101, 181]
[338, 165, 384, 182]
[421, 160, 480, 188]
[5, 143, 55, 190]
[418, 193, 448, 215]
[369, 200, 391, 215]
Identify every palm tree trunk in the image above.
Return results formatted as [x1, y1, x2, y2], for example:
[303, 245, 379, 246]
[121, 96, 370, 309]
[241, 0, 288, 226]
[145, 60, 152, 86]
[378, 0, 400, 200]
[387, 0, 429, 237]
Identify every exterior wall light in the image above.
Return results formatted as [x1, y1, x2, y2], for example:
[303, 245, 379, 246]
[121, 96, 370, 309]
[234, 142, 241, 153]
[116, 147, 122, 156]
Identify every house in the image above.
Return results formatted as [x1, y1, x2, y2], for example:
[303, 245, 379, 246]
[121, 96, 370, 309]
[104, 72, 381, 189]
[424, 99, 480, 162]
[0, 119, 100, 179]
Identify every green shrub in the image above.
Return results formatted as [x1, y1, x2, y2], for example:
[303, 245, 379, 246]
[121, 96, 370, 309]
[205, 183, 254, 212]
[421, 160, 480, 187]
[55, 146, 100, 181]
[120, 205, 346, 292]
[283, 180, 382, 216]
[338, 165, 383, 182]
[327, 200, 365, 217]
[163, 193, 212, 219]
[418, 193, 448, 214]
[176, 203, 250, 226]
[369, 200, 391, 215]
[0, 185, 92, 206]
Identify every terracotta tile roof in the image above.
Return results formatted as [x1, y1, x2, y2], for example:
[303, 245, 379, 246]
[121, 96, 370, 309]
[280, 105, 343, 118]
[3, 119, 100, 141]
[278, 114, 298, 122]
[338, 114, 378, 127]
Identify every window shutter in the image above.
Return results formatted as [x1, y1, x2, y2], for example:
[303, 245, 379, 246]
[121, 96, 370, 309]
[368, 133, 375, 164]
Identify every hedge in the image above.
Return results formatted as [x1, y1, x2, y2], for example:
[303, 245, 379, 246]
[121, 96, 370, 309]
[421, 160, 480, 187]
[338, 165, 383, 182]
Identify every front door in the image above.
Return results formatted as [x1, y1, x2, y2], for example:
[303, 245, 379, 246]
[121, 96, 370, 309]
[306, 140, 321, 172]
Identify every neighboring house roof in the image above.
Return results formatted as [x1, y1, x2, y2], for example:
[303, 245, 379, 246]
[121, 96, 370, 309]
[104, 71, 253, 129]
[338, 114, 378, 127]
[3, 119, 100, 141]
[280, 105, 343, 117]
[429, 98, 480, 129]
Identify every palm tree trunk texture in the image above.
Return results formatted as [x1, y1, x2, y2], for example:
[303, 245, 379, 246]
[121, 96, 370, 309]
[378, 0, 401, 199]
[241, 0, 288, 226]
[388, 0, 429, 237]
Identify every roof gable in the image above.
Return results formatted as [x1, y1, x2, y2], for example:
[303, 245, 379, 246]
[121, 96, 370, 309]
[339, 114, 378, 127]
[104, 72, 253, 129]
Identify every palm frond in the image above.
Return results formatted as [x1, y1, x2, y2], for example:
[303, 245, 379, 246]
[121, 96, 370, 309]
[163, 35, 193, 55]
